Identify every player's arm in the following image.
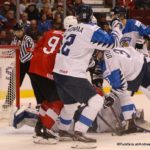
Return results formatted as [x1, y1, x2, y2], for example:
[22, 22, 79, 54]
[103, 69, 131, 109]
[135, 20, 150, 37]
[21, 36, 35, 63]
[105, 67, 129, 97]
[91, 24, 122, 50]
[26, 37, 35, 52]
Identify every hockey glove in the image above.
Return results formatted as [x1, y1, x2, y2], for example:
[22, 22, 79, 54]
[103, 95, 114, 109]
[111, 18, 123, 30]
[135, 39, 144, 50]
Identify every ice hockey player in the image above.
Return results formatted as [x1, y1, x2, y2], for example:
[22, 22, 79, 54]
[53, 4, 123, 149]
[95, 46, 150, 134]
[13, 16, 78, 145]
[111, 6, 150, 56]
[111, 6, 150, 101]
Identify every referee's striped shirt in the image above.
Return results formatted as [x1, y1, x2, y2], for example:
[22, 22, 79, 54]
[11, 35, 35, 63]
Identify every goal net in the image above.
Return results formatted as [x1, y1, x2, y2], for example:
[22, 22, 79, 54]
[0, 45, 20, 121]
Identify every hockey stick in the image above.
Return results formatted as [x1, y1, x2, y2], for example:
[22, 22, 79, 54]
[95, 87, 124, 135]
[99, 87, 123, 130]
[97, 113, 123, 136]
[109, 106, 123, 129]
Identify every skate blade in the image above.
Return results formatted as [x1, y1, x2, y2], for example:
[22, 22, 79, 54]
[71, 141, 97, 149]
[59, 137, 73, 141]
[33, 136, 58, 144]
[135, 119, 150, 132]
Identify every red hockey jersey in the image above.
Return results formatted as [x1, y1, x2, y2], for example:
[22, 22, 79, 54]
[29, 30, 64, 79]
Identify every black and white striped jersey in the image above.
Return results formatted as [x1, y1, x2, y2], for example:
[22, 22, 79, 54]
[11, 35, 34, 63]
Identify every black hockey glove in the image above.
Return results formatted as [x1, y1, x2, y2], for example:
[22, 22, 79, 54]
[103, 95, 114, 109]
[135, 39, 144, 50]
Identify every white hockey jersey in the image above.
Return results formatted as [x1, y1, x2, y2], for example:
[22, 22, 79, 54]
[100, 46, 146, 98]
[54, 23, 122, 78]
[120, 19, 150, 55]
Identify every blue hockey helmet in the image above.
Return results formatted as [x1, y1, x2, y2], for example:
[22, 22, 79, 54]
[112, 6, 127, 18]
[113, 6, 127, 14]
[75, 4, 93, 23]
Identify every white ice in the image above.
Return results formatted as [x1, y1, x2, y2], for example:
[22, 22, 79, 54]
[0, 95, 150, 150]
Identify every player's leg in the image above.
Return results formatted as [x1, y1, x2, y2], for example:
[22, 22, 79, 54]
[53, 80, 79, 141]
[30, 74, 63, 144]
[118, 95, 145, 134]
[29, 73, 43, 105]
[54, 73, 104, 148]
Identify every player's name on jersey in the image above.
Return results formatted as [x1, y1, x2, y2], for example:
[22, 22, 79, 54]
[67, 26, 84, 33]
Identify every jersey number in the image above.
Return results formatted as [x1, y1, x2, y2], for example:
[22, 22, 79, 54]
[61, 34, 76, 56]
[113, 49, 130, 58]
[43, 36, 60, 54]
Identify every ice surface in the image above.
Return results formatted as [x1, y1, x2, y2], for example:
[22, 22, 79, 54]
[0, 95, 150, 150]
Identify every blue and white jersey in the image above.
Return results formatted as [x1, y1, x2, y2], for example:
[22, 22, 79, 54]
[120, 19, 150, 55]
[99, 47, 145, 98]
[53, 23, 122, 78]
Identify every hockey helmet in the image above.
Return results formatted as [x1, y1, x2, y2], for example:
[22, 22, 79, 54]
[13, 23, 24, 31]
[63, 16, 78, 29]
[75, 4, 93, 23]
[112, 6, 127, 18]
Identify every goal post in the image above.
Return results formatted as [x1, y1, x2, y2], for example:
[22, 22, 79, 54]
[0, 45, 20, 117]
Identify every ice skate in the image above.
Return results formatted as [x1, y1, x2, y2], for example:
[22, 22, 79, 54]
[33, 119, 44, 138]
[59, 129, 74, 141]
[34, 128, 59, 144]
[71, 131, 97, 149]
[120, 118, 144, 135]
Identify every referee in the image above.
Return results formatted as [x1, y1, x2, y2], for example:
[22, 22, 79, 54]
[3, 23, 35, 108]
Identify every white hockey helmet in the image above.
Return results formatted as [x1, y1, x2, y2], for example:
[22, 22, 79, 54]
[63, 16, 77, 29]
[91, 15, 97, 24]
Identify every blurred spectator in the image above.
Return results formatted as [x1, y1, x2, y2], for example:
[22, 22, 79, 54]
[40, 3, 53, 20]
[101, 21, 111, 33]
[5, 10, 16, 32]
[53, 3, 63, 20]
[0, 15, 7, 30]
[26, 19, 41, 42]
[53, 0, 63, 9]
[0, 30, 12, 45]
[117, 0, 135, 9]
[0, 1, 12, 17]
[36, 0, 52, 12]
[67, 0, 74, 7]
[38, 13, 53, 33]
[8, 0, 16, 12]
[25, 3, 39, 20]
[67, 9, 74, 16]
[19, 12, 30, 31]
[19, 0, 29, 15]
[53, 13, 63, 30]
[135, 0, 150, 9]
[97, 14, 107, 28]
[74, 0, 83, 11]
